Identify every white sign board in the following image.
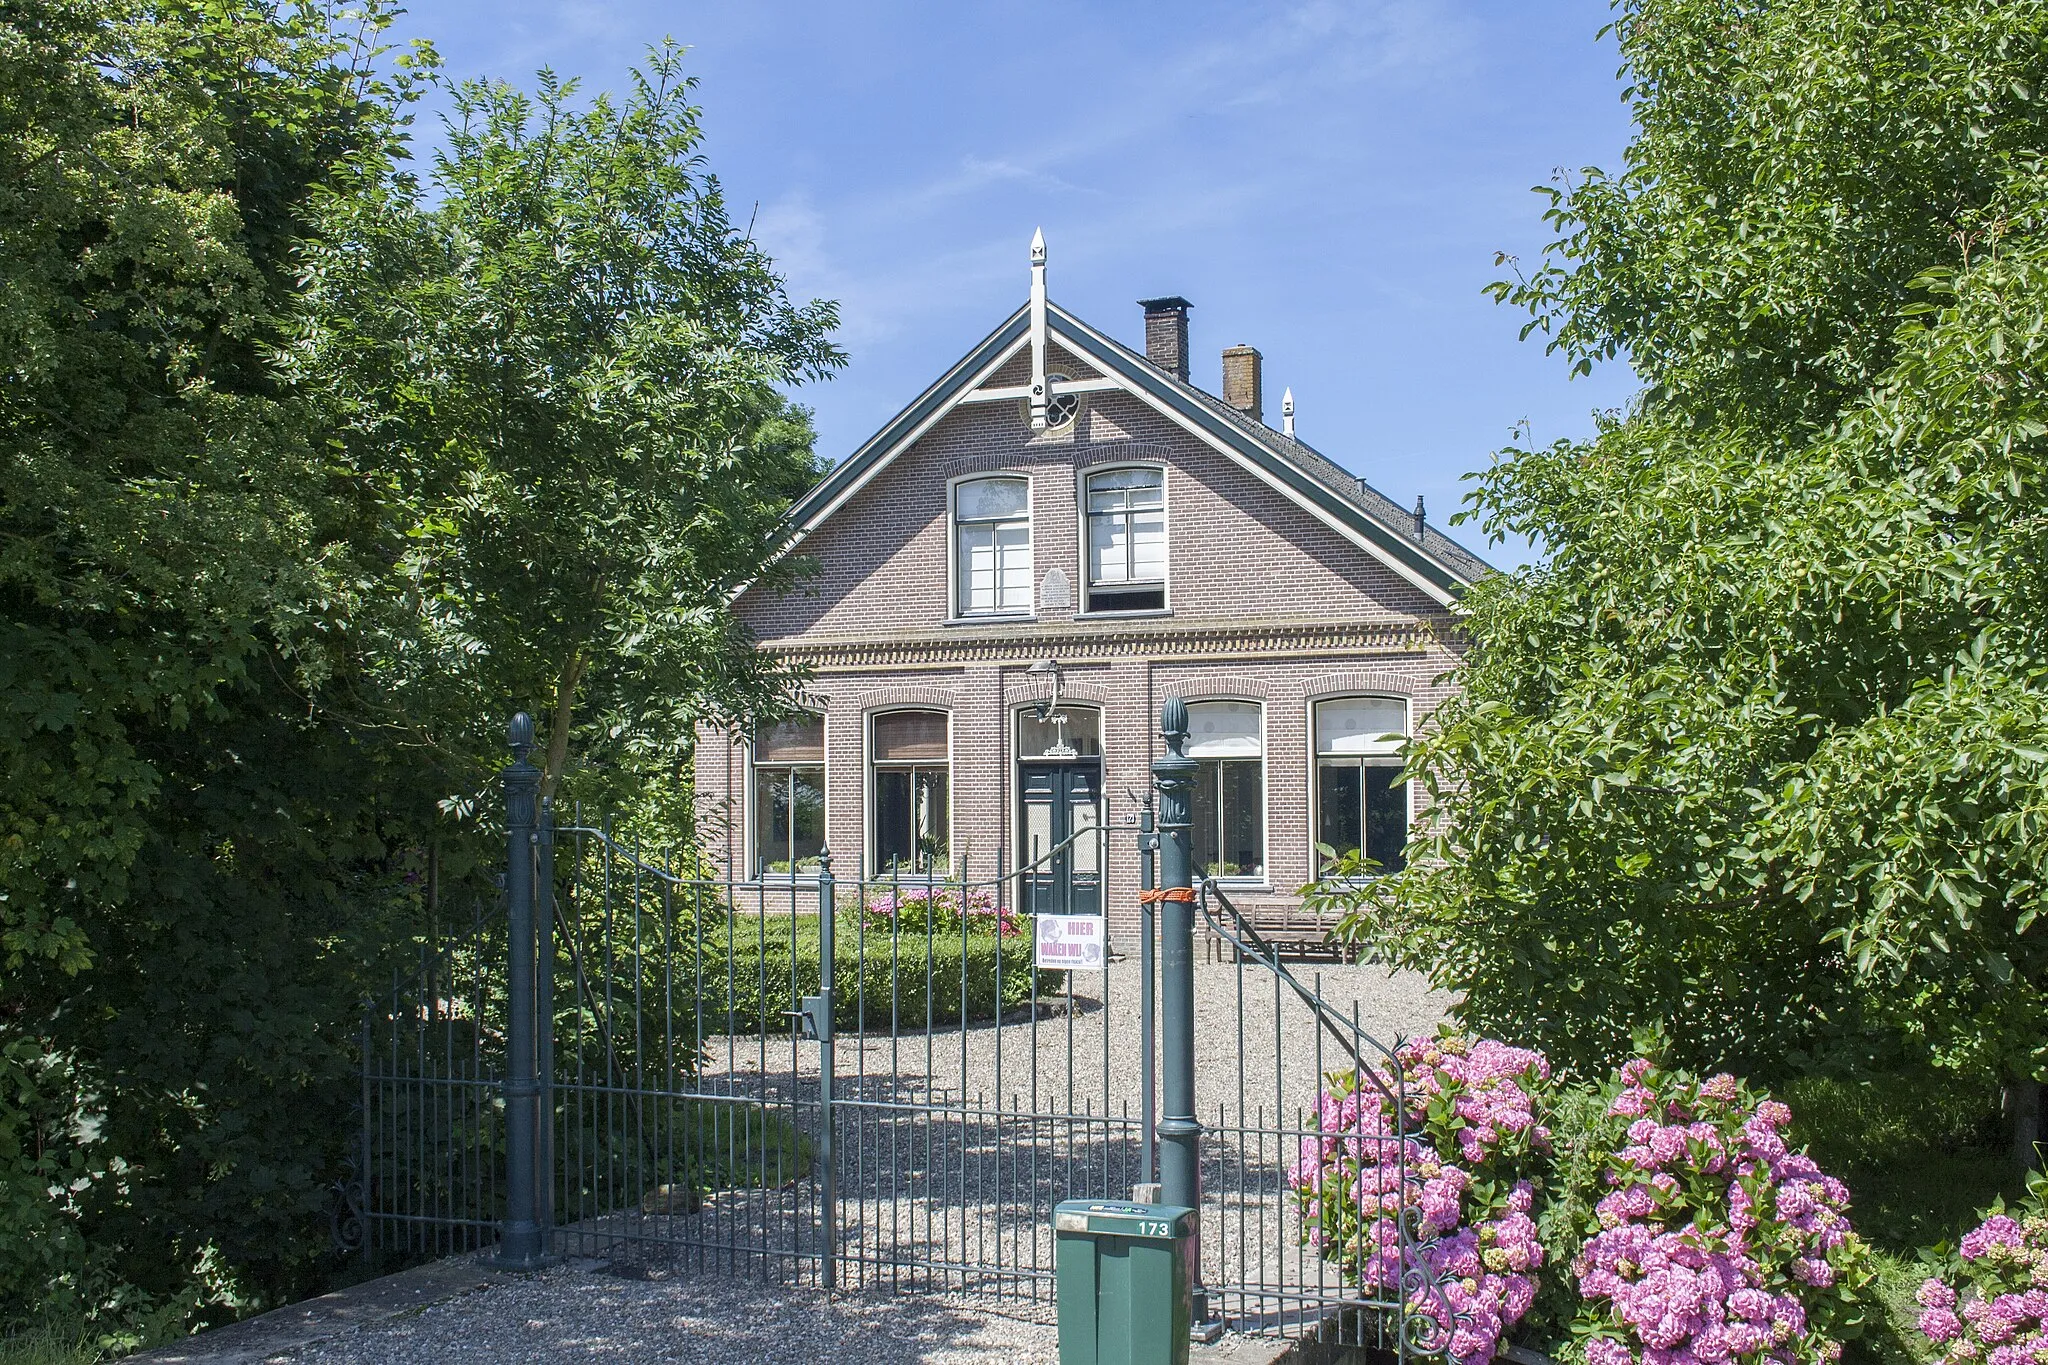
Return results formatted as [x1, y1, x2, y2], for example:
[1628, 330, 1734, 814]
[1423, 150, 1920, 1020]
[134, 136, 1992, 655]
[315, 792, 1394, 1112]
[1034, 914, 1106, 972]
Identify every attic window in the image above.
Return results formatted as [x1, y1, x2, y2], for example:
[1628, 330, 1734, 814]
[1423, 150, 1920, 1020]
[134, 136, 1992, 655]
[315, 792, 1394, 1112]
[1083, 466, 1166, 613]
[954, 476, 1032, 617]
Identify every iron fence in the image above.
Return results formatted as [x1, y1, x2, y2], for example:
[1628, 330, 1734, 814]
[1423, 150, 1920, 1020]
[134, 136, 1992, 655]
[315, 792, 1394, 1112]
[355, 706, 1465, 1356]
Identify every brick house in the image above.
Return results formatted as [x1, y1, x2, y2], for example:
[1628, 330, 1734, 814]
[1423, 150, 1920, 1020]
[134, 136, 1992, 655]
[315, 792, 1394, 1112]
[694, 233, 1489, 937]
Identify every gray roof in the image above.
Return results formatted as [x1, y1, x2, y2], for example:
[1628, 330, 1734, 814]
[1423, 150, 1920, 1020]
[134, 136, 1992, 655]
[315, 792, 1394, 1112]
[778, 299, 1494, 599]
[1075, 317, 1496, 583]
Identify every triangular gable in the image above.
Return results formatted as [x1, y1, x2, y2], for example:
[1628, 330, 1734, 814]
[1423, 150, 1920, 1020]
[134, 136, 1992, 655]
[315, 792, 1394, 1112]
[767, 299, 1482, 607]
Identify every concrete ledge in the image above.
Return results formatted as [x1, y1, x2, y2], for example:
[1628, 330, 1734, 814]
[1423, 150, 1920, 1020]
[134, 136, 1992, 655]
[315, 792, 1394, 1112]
[126, 1255, 504, 1365]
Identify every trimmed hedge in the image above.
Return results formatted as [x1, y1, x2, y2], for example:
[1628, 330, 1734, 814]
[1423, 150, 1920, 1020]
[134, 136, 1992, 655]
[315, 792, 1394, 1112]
[701, 917, 1047, 1033]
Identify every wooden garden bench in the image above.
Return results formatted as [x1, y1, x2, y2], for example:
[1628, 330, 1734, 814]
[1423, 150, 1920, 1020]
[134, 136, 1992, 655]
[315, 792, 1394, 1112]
[1203, 900, 1362, 964]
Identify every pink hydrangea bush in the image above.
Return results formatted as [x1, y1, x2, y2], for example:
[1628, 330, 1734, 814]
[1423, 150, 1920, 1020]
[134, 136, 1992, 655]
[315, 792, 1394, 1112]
[1914, 1170, 2048, 1365]
[1570, 1059, 1875, 1365]
[1287, 1033, 1554, 1365]
[860, 885, 1021, 937]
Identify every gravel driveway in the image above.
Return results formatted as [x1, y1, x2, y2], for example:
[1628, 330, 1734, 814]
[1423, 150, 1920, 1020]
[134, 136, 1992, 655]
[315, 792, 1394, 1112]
[271, 1262, 1062, 1364]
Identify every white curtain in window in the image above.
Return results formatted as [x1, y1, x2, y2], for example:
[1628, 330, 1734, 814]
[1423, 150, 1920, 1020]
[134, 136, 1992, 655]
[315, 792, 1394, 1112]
[1315, 697, 1407, 755]
[1185, 700, 1263, 758]
[956, 477, 1030, 614]
[957, 477, 1027, 519]
[1087, 511, 1128, 584]
[1085, 469, 1165, 585]
[958, 521, 1030, 612]
[1129, 505, 1165, 581]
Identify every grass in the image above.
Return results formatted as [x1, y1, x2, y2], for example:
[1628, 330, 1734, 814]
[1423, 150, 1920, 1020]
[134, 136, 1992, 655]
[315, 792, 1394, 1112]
[0, 1326, 96, 1365]
[1784, 1071, 2029, 1365]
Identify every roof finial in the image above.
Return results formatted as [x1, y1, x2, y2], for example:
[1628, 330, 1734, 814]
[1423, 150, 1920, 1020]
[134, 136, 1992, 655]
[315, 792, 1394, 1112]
[1028, 228, 1048, 431]
[1281, 387, 1295, 438]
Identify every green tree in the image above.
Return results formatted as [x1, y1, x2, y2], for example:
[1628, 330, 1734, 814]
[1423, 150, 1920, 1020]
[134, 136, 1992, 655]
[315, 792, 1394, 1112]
[1317, 0, 2048, 1151]
[285, 47, 843, 818]
[0, 0, 446, 1338]
[1, 6, 837, 1341]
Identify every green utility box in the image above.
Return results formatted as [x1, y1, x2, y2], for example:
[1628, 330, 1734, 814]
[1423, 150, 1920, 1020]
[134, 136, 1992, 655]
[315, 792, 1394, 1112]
[1054, 1200, 1196, 1365]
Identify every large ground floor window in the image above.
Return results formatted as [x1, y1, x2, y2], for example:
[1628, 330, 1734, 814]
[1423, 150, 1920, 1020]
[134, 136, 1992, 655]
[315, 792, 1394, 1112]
[872, 709, 949, 874]
[753, 716, 824, 878]
[1186, 700, 1264, 880]
[1314, 697, 1408, 873]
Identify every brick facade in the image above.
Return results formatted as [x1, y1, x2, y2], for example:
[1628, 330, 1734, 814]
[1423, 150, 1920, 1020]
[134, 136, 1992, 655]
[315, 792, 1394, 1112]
[696, 296, 1479, 938]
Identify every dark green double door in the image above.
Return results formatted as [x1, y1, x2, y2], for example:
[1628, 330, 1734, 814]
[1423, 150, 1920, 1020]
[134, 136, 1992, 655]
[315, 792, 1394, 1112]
[1019, 761, 1102, 916]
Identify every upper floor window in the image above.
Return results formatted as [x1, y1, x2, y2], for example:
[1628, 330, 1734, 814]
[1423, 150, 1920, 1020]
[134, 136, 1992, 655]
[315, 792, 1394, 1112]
[1314, 697, 1408, 874]
[1084, 468, 1165, 612]
[753, 715, 825, 879]
[1186, 700, 1263, 880]
[871, 710, 949, 875]
[954, 476, 1031, 617]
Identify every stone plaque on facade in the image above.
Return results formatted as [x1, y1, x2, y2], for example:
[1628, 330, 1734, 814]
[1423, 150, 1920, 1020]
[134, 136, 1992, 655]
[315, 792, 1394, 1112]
[1039, 567, 1072, 611]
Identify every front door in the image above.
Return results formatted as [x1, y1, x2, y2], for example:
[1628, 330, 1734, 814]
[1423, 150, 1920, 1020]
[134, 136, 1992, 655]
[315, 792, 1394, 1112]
[1019, 761, 1102, 916]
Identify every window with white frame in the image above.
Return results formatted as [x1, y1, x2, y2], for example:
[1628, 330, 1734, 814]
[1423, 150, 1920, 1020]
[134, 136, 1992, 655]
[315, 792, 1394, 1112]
[1084, 467, 1165, 612]
[871, 710, 949, 874]
[1314, 697, 1408, 873]
[753, 715, 825, 878]
[954, 477, 1031, 617]
[1187, 700, 1264, 879]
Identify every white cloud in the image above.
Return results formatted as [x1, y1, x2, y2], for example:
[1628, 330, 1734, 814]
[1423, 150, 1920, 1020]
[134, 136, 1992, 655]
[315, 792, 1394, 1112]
[754, 0, 1482, 350]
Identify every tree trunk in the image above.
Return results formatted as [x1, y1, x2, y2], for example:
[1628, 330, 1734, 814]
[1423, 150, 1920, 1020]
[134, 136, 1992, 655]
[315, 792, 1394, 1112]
[2009, 1076, 2043, 1170]
[540, 650, 583, 801]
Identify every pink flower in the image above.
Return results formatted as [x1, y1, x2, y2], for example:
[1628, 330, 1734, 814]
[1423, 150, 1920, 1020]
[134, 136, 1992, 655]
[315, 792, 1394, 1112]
[1962, 1216, 2025, 1262]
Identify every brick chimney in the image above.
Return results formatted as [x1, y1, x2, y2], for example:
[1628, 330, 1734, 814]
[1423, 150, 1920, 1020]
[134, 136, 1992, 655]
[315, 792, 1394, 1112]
[1139, 297, 1191, 381]
[1221, 344, 1263, 423]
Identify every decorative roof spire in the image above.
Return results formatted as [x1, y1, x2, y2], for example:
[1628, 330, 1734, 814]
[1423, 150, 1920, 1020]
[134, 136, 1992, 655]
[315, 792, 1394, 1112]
[1028, 228, 1049, 431]
[1281, 387, 1295, 438]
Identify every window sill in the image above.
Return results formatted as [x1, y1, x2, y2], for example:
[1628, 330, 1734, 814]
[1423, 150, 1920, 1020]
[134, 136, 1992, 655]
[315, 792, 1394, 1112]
[943, 613, 1037, 627]
[1077, 607, 1173, 620]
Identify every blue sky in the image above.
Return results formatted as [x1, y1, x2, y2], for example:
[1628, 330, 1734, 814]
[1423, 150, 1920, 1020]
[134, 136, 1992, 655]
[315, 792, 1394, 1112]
[407, 1, 1641, 567]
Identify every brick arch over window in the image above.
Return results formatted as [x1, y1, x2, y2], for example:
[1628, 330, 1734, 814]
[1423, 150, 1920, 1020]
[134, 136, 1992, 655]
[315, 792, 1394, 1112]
[1305, 672, 1419, 702]
[946, 452, 1055, 477]
[1075, 440, 1172, 465]
[854, 687, 959, 714]
[1163, 675, 1276, 703]
[1004, 680, 1110, 707]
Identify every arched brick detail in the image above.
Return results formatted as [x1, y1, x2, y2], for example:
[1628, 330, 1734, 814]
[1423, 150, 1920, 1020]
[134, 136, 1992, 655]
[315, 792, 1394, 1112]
[1002, 680, 1110, 707]
[1303, 671, 1420, 701]
[1075, 440, 1172, 468]
[854, 686, 959, 714]
[947, 451, 1057, 476]
[1160, 674, 1276, 703]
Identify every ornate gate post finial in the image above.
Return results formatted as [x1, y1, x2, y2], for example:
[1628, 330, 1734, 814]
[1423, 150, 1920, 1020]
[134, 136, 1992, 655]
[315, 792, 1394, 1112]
[1161, 696, 1189, 758]
[508, 710, 535, 763]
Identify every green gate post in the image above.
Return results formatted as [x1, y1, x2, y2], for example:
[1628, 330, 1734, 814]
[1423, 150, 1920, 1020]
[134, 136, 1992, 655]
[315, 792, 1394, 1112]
[1151, 698, 1208, 1327]
[495, 713, 546, 1269]
[1139, 799, 1158, 1187]
[535, 795, 556, 1248]
[817, 849, 838, 1291]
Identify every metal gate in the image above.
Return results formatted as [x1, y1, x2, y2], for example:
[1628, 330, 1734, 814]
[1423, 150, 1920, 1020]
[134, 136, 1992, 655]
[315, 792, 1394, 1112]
[352, 706, 1463, 1355]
